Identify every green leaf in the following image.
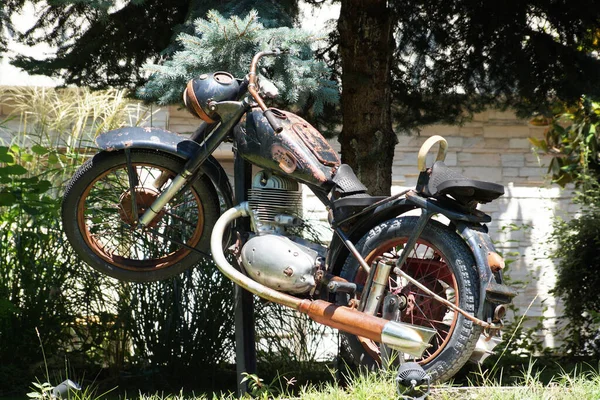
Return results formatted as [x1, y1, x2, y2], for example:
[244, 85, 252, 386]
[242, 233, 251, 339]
[22, 203, 41, 216]
[0, 299, 18, 316]
[47, 153, 59, 164]
[31, 145, 49, 155]
[21, 153, 34, 162]
[0, 150, 14, 163]
[0, 192, 17, 206]
[26, 392, 42, 398]
[528, 137, 548, 152]
[0, 165, 28, 176]
[32, 180, 52, 194]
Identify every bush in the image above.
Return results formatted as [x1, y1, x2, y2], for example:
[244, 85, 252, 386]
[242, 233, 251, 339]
[551, 207, 600, 357]
[0, 87, 237, 394]
[530, 96, 600, 359]
[0, 86, 335, 395]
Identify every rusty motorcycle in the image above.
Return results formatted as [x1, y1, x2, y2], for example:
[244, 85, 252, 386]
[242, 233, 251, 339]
[62, 49, 517, 382]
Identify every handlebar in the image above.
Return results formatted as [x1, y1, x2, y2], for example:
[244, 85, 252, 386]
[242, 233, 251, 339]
[247, 49, 287, 133]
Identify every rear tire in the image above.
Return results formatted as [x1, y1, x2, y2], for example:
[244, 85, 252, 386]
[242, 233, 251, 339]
[339, 216, 481, 382]
[62, 150, 220, 282]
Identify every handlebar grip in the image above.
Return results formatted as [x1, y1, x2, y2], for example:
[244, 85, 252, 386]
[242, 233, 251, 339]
[264, 109, 284, 133]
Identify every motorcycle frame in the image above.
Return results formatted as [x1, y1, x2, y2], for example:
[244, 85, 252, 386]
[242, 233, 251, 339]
[95, 50, 515, 332]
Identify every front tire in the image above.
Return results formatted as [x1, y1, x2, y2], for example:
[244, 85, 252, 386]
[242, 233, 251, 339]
[62, 150, 220, 282]
[339, 216, 481, 382]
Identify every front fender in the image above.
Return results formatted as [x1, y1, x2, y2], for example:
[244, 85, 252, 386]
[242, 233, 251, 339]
[96, 126, 202, 158]
[95, 127, 234, 208]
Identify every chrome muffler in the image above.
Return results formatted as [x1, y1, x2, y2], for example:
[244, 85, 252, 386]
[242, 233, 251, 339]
[210, 203, 435, 357]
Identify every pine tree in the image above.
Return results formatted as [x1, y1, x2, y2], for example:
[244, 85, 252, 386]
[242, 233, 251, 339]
[6, 0, 600, 195]
[4, 0, 300, 89]
[336, 0, 600, 195]
[138, 10, 339, 116]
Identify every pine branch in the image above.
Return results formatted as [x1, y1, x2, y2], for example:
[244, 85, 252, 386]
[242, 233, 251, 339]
[139, 10, 339, 115]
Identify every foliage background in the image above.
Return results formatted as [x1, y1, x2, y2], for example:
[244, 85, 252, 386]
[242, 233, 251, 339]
[528, 98, 600, 359]
[0, 88, 334, 396]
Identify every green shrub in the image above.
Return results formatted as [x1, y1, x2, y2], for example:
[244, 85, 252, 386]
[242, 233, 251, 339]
[551, 207, 600, 357]
[0, 86, 333, 395]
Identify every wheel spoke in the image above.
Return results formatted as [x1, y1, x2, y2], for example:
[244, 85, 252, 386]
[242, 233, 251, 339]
[79, 158, 204, 269]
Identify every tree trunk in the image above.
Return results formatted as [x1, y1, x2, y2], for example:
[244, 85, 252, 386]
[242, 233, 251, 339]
[338, 0, 396, 196]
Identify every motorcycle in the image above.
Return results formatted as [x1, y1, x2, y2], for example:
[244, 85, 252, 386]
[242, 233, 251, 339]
[62, 49, 517, 382]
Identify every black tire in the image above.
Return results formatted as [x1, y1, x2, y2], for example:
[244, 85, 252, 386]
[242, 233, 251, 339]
[62, 149, 220, 282]
[339, 216, 481, 382]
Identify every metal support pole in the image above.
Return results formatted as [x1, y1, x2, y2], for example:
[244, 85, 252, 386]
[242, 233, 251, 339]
[233, 151, 256, 397]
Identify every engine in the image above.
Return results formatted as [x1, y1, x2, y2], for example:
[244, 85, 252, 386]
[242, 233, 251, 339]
[241, 171, 325, 294]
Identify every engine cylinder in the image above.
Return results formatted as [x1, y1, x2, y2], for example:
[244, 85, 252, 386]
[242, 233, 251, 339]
[248, 171, 302, 233]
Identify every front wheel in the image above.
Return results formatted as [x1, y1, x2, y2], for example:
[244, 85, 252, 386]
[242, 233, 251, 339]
[339, 216, 481, 382]
[62, 149, 220, 282]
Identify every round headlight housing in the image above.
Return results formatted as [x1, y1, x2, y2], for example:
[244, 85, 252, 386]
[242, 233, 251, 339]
[183, 71, 240, 123]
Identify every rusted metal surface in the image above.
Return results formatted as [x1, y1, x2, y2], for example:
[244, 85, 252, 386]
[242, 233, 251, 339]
[210, 203, 431, 356]
[335, 227, 372, 274]
[95, 126, 235, 212]
[78, 163, 205, 271]
[118, 187, 161, 226]
[234, 108, 340, 188]
[393, 267, 498, 329]
[405, 190, 491, 223]
[291, 122, 339, 166]
[354, 236, 461, 364]
[183, 72, 239, 122]
[486, 282, 518, 304]
[247, 50, 277, 112]
[487, 251, 505, 272]
[300, 300, 434, 358]
[96, 127, 200, 157]
[185, 79, 217, 123]
[325, 198, 417, 277]
[298, 299, 386, 342]
[456, 222, 516, 320]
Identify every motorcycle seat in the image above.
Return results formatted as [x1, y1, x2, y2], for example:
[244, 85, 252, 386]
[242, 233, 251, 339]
[420, 161, 504, 204]
[330, 164, 387, 222]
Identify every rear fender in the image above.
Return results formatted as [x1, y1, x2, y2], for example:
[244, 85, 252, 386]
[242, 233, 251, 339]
[327, 196, 517, 321]
[326, 198, 417, 275]
[96, 127, 234, 208]
[456, 222, 517, 320]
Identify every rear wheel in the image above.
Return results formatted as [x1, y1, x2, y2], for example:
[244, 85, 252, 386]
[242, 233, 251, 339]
[62, 150, 220, 282]
[339, 216, 481, 382]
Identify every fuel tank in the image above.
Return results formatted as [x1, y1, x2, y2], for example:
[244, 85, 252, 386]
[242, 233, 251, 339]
[233, 108, 340, 188]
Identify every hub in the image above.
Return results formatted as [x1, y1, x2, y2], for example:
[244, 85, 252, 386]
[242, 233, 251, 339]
[118, 187, 163, 227]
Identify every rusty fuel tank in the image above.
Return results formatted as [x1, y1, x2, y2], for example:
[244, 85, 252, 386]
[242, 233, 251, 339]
[234, 108, 340, 188]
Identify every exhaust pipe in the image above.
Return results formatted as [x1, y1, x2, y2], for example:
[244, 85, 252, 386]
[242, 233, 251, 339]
[210, 203, 436, 357]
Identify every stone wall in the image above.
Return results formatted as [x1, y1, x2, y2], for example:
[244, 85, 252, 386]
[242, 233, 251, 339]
[0, 98, 571, 348]
[395, 110, 574, 348]
[164, 105, 572, 347]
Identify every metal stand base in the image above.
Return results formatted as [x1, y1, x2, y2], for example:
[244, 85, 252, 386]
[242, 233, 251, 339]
[233, 152, 256, 397]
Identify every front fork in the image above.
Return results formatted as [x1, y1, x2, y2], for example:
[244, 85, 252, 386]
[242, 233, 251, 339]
[135, 101, 249, 228]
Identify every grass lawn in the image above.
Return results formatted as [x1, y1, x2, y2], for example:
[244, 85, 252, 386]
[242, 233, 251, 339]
[119, 367, 600, 400]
